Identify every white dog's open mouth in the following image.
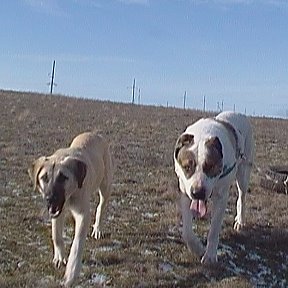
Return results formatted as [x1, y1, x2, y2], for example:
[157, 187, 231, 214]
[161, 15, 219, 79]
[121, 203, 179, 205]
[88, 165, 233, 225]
[190, 200, 207, 218]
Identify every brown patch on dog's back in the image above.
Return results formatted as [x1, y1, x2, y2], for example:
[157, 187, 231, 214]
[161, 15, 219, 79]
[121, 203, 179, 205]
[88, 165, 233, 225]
[177, 148, 196, 178]
[203, 137, 223, 178]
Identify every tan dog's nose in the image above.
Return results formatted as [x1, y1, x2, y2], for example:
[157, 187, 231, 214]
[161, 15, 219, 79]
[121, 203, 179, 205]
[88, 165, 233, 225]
[45, 195, 52, 204]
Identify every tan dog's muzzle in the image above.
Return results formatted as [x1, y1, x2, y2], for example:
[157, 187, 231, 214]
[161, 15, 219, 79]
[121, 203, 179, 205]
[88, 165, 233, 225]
[44, 175, 67, 218]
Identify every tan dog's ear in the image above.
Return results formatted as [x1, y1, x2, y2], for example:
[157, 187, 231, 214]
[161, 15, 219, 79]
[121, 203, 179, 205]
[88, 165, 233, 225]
[174, 134, 194, 160]
[28, 156, 48, 191]
[66, 158, 87, 189]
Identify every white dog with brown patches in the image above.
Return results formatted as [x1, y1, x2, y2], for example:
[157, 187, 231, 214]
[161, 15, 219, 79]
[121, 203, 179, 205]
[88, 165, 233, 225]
[28, 132, 113, 287]
[174, 111, 254, 264]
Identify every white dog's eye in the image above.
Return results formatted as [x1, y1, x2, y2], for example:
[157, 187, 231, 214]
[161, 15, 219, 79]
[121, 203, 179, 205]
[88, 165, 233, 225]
[184, 165, 192, 172]
[203, 161, 221, 178]
[182, 161, 196, 178]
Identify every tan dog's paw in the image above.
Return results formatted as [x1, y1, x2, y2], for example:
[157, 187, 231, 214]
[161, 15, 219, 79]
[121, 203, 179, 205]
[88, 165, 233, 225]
[91, 225, 103, 239]
[53, 252, 67, 268]
[234, 217, 245, 231]
[233, 221, 244, 231]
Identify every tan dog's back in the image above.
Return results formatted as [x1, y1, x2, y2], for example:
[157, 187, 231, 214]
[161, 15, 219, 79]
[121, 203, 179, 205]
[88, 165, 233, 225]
[68, 132, 112, 190]
[70, 132, 107, 153]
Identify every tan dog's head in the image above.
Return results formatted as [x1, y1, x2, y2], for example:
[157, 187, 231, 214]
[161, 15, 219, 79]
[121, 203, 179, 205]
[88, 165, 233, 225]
[28, 156, 87, 218]
[174, 133, 223, 218]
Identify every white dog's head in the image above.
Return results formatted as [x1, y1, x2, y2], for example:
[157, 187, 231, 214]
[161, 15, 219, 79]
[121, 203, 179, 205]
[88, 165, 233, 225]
[174, 133, 223, 218]
[28, 156, 87, 218]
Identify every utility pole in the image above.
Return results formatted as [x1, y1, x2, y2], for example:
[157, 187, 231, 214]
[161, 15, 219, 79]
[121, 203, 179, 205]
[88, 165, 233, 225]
[132, 78, 136, 104]
[183, 91, 187, 109]
[50, 60, 56, 94]
[138, 88, 141, 105]
[217, 100, 224, 112]
[203, 95, 206, 112]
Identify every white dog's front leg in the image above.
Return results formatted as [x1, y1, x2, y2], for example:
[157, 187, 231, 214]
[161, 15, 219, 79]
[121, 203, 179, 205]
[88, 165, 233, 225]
[234, 165, 250, 231]
[234, 185, 246, 231]
[51, 213, 66, 268]
[180, 193, 205, 257]
[64, 211, 90, 287]
[201, 189, 229, 264]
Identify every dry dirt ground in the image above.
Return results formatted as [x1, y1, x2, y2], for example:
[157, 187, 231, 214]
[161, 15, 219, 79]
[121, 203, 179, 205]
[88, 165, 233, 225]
[0, 90, 287, 288]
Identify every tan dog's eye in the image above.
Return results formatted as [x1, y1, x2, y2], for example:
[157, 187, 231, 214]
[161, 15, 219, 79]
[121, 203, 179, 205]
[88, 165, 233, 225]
[40, 173, 49, 183]
[56, 172, 68, 183]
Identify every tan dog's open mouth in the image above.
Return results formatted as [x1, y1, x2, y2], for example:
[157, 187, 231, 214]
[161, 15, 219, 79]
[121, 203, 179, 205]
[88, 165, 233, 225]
[190, 200, 207, 219]
[48, 205, 62, 218]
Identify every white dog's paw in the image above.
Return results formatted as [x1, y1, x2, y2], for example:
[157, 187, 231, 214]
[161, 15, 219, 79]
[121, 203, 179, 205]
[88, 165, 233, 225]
[53, 252, 67, 269]
[91, 225, 103, 239]
[63, 275, 74, 288]
[201, 251, 217, 265]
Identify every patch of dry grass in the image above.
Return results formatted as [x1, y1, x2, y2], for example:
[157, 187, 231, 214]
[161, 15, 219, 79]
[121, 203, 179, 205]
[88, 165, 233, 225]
[0, 90, 287, 287]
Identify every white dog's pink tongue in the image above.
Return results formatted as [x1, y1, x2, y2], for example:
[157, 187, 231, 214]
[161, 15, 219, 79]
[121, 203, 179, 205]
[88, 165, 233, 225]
[190, 200, 207, 218]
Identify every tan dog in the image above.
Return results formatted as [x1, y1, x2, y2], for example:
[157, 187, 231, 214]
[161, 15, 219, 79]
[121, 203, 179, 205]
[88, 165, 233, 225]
[28, 132, 113, 287]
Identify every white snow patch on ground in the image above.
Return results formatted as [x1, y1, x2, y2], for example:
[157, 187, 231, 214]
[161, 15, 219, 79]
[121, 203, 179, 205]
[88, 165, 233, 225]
[96, 240, 122, 252]
[218, 243, 287, 288]
[159, 262, 174, 273]
[88, 273, 109, 285]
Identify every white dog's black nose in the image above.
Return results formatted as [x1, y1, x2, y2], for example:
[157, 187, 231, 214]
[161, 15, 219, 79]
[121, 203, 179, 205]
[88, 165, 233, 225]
[192, 187, 206, 200]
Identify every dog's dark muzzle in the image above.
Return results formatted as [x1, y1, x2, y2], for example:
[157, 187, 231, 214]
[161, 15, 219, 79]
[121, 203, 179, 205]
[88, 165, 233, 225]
[45, 187, 65, 218]
[45, 198, 63, 218]
[47, 205, 62, 218]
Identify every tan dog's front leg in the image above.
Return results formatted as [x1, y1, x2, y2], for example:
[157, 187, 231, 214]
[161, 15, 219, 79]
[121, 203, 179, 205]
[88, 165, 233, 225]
[180, 193, 205, 257]
[201, 189, 229, 264]
[91, 192, 107, 239]
[64, 211, 90, 287]
[52, 213, 66, 268]
[91, 182, 111, 239]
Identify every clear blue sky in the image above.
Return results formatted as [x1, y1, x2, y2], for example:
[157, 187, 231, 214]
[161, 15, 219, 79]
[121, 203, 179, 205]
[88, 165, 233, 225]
[1, 0, 288, 118]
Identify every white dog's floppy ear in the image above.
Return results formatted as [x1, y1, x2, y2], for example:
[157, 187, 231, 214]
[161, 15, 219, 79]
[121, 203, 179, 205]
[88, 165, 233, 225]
[28, 156, 48, 191]
[174, 134, 194, 159]
[66, 158, 87, 188]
